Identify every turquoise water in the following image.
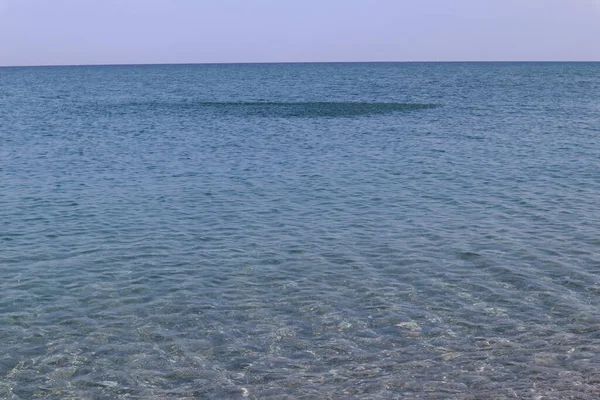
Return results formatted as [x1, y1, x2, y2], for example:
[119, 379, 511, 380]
[1, 62, 599, 399]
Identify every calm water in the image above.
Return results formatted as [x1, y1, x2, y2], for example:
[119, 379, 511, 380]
[1, 63, 599, 399]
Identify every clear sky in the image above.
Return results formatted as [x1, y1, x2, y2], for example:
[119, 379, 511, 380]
[1, 0, 599, 66]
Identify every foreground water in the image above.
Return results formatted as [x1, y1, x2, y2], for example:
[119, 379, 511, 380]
[1, 62, 599, 399]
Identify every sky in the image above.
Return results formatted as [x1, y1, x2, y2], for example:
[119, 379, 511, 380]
[0, 0, 599, 66]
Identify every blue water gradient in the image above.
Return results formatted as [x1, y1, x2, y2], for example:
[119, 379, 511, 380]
[1, 62, 599, 399]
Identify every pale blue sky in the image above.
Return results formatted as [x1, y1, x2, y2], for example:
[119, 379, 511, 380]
[1, 0, 599, 66]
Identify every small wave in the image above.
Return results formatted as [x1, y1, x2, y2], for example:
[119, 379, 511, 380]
[87, 101, 439, 118]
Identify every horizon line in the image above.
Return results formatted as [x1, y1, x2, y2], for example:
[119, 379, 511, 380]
[1, 60, 600, 68]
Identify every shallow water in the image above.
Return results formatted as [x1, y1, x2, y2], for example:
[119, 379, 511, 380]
[1, 62, 599, 399]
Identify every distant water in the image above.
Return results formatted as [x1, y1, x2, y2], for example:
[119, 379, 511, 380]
[1, 62, 599, 399]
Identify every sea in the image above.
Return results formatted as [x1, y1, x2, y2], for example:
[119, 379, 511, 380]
[0, 62, 599, 399]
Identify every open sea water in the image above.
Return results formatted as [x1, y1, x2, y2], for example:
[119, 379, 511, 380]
[1, 62, 599, 399]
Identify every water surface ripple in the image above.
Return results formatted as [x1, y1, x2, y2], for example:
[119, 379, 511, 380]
[82, 101, 439, 118]
[1, 63, 599, 399]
